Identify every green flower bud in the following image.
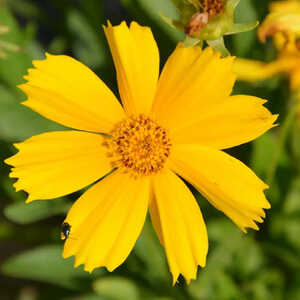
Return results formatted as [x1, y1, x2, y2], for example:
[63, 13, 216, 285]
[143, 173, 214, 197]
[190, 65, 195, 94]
[162, 0, 258, 56]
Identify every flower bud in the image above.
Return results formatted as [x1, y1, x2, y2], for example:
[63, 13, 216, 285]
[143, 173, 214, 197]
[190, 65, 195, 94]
[162, 0, 258, 56]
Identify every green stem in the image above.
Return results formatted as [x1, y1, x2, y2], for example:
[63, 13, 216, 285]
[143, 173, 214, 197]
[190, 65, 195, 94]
[266, 99, 298, 186]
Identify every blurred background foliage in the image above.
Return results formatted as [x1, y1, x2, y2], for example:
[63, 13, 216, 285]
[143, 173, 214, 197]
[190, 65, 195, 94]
[0, 0, 300, 299]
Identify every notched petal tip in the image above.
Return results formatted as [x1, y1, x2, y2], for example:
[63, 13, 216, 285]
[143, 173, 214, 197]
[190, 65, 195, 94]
[25, 195, 35, 203]
[172, 273, 180, 286]
[4, 156, 15, 167]
[17, 83, 27, 91]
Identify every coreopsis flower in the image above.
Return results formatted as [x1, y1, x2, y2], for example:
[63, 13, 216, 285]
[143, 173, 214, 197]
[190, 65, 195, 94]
[163, 0, 258, 55]
[258, 0, 300, 43]
[233, 0, 300, 102]
[5, 21, 277, 284]
[233, 32, 300, 83]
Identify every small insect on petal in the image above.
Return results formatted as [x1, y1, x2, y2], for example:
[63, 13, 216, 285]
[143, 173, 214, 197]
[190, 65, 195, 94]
[61, 222, 71, 241]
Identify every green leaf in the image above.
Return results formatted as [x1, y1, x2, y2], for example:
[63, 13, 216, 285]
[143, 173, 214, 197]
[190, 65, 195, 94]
[250, 131, 277, 178]
[71, 293, 107, 300]
[121, 0, 184, 45]
[93, 277, 139, 300]
[0, 85, 65, 141]
[269, 178, 300, 250]
[134, 219, 170, 283]
[188, 269, 246, 300]
[291, 123, 300, 162]
[232, 0, 258, 57]
[0, 4, 32, 89]
[1, 245, 99, 289]
[6, 0, 41, 19]
[67, 9, 107, 68]
[207, 37, 230, 57]
[207, 219, 264, 275]
[249, 269, 284, 300]
[1, 177, 25, 202]
[225, 21, 259, 35]
[4, 198, 70, 224]
[284, 177, 300, 215]
[263, 242, 300, 269]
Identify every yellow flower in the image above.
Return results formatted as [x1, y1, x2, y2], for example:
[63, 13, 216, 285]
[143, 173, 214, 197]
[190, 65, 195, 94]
[233, 34, 300, 85]
[5, 21, 277, 284]
[258, 0, 300, 43]
[233, 0, 300, 97]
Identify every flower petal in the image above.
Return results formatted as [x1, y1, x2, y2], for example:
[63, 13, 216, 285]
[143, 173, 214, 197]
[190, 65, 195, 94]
[103, 21, 159, 115]
[5, 131, 112, 202]
[151, 169, 208, 284]
[63, 171, 149, 273]
[172, 95, 278, 149]
[19, 53, 125, 133]
[233, 58, 283, 82]
[258, 0, 300, 43]
[151, 45, 236, 131]
[290, 68, 300, 91]
[168, 144, 270, 233]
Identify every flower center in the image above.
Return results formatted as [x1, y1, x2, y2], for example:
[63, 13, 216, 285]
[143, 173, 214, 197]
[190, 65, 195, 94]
[201, 0, 224, 18]
[104, 114, 172, 177]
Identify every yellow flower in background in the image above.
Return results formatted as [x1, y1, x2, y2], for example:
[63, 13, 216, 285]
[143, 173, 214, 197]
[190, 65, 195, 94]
[233, 32, 300, 83]
[233, 0, 300, 96]
[5, 21, 277, 284]
[258, 0, 300, 43]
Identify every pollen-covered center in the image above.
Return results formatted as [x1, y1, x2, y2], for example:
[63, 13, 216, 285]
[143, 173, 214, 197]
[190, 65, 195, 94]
[104, 114, 172, 177]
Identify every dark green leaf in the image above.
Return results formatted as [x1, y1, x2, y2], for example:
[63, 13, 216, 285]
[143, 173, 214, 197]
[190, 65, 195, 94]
[67, 9, 107, 68]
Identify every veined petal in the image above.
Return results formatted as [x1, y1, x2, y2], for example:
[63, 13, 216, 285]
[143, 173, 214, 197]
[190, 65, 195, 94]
[168, 144, 270, 233]
[63, 171, 149, 273]
[151, 169, 208, 284]
[5, 131, 112, 202]
[172, 95, 278, 149]
[19, 53, 125, 133]
[103, 21, 159, 115]
[151, 45, 236, 131]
